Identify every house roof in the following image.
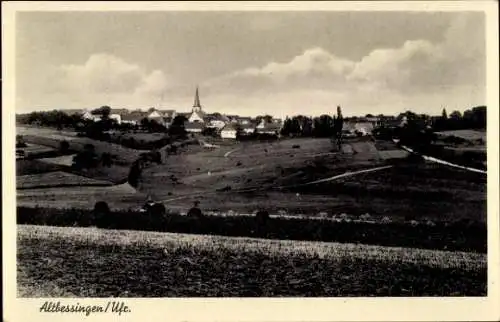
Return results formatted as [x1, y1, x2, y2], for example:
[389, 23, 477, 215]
[62, 109, 85, 116]
[177, 112, 191, 118]
[185, 122, 205, 130]
[256, 122, 281, 132]
[237, 116, 252, 122]
[197, 110, 207, 118]
[159, 109, 176, 117]
[222, 123, 239, 131]
[110, 108, 129, 115]
[343, 122, 374, 132]
[122, 111, 148, 121]
[240, 123, 255, 130]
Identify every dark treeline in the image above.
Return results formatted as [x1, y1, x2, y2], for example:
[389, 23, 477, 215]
[17, 206, 486, 253]
[433, 106, 486, 131]
[280, 106, 344, 139]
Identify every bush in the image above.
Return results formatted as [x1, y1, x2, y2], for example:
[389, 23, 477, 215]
[94, 201, 112, 228]
[59, 140, 70, 153]
[255, 210, 270, 226]
[292, 145, 301, 149]
[187, 207, 203, 219]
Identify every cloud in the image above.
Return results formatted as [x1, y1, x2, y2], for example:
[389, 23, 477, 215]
[205, 47, 355, 93]
[17, 14, 484, 116]
[205, 14, 485, 104]
[52, 53, 170, 99]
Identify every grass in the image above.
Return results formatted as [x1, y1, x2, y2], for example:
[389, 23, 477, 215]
[19, 127, 141, 165]
[17, 225, 487, 297]
[17, 171, 114, 189]
[435, 130, 486, 142]
[16, 159, 65, 176]
[15, 134, 486, 229]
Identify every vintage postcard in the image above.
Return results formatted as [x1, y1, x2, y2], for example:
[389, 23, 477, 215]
[2, 1, 499, 321]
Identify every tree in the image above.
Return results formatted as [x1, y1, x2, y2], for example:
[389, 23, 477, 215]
[441, 108, 448, 119]
[140, 118, 151, 130]
[332, 106, 344, 149]
[16, 135, 27, 148]
[449, 110, 462, 120]
[72, 144, 98, 169]
[169, 115, 187, 136]
[92, 106, 111, 119]
[255, 115, 273, 126]
[94, 201, 112, 228]
[59, 140, 70, 153]
[101, 152, 113, 167]
[128, 161, 143, 188]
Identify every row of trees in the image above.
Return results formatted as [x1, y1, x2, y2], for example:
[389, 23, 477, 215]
[433, 106, 486, 131]
[280, 106, 344, 140]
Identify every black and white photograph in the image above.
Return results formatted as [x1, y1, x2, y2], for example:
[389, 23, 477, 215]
[3, 1, 499, 320]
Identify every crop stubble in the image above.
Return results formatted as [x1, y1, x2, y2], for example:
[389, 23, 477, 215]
[18, 225, 486, 297]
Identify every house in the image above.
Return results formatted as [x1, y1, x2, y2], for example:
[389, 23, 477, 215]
[147, 108, 164, 120]
[109, 114, 122, 124]
[256, 119, 281, 135]
[160, 109, 177, 126]
[206, 114, 229, 130]
[143, 108, 177, 127]
[237, 117, 252, 125]
[81, 109, 101, 122]
[185, 121, 204, 133]
[240, 123, 256, 135]
[121, 111, 148, 125]
[110, 108, 129, 115]
[220, 123, 238, 139]
[343, 121, 374, 136]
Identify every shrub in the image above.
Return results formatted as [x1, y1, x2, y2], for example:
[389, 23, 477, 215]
[94, 201, 112, 229]
[187, 207, 203, 219]
[59, 140, 70, 153]
[255, 210, 270, 225]
[292, 145, 301, 149]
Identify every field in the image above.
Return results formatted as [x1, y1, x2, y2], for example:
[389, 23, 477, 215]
[15, 126, 487, 298]
[15, 132, 487, 225]
[435, 129, 486, 143]
[136, 137, 486, 223]
[18, 126, 142, 165]
[17, 225, 486, 297]
[16, 159, 65, 176]
[17, 126, 142, 184]
[17, 171, 114, 189]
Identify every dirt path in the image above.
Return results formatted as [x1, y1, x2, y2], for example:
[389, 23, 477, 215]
[399, 144, 487, 174]
[224, 148, 240, 158]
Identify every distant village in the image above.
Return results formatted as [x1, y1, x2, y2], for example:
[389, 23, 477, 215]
[42, 87, 415, 139]
[59, 87, 285, 139]
[18, 86, 485, 141]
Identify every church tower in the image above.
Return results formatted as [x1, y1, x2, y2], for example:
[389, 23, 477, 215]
[192, 86, 202, 113]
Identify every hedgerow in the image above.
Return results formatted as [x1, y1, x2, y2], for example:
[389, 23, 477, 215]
[17, 206, 486, 253]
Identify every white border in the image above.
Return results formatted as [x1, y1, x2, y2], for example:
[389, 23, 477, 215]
[3, 2, 499, 321]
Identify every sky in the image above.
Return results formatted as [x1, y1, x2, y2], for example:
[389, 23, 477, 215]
[16, 11, 486, 117]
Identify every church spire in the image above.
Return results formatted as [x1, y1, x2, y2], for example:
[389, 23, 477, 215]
[193, 86, 201, 109]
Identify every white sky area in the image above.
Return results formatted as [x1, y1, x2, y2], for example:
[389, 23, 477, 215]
[16, 11, 485, 117]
